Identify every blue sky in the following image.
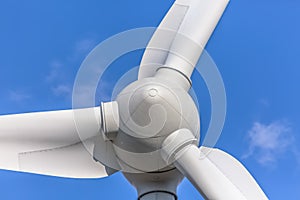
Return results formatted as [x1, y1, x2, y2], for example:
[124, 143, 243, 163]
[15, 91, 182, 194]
[1, 0, 300, 199]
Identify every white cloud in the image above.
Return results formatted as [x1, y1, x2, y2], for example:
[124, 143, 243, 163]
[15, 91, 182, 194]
[258, 98, 270, 108]
[52, 84, 72, 97]
[9, 90, 31, 102]
[46, 61, 72, 98]
[46, 60, 65, 82]
[75, 38, 96, 54]
[67, 38, 97, 62]
[45, 37, 97, 100]
[292, 147, 300, 167]
[243, 121, 295, 166]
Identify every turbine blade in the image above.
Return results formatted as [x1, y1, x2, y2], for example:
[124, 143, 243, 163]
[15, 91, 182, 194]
[0, 107, 108, 178]
[174, 145, 268, 199]
[138, 0, 229, 81]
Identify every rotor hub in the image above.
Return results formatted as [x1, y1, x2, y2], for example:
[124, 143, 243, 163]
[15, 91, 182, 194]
[108, 77, 200, 172]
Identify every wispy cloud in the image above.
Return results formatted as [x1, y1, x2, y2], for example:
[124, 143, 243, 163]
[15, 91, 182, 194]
[67, 38, 97, 62]
[46, 60, 65, 82]
[292, 147, 300, 167]
[45, 60, 71, 99]
[243, 121, 296, 166]
[258, 98, 270, 108]
[75, 38, 96, 54]
[9, 90, 31, 102]
[45, 37, 98, 101]
[52, 84, 72, 97]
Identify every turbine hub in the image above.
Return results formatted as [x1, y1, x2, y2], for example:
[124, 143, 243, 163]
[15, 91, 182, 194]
[110, 77, 200, 172]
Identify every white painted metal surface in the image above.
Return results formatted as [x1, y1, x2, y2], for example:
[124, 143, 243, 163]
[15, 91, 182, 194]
[138, 0, 229, 81]
[173, 145, 268, 199]
[0, 107, 107, 178]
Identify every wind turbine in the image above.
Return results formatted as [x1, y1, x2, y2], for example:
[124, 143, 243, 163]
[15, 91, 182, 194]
[0, 0, 268, 199]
